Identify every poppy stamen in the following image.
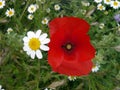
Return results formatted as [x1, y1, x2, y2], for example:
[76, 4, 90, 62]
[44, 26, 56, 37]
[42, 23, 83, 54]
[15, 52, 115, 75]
[66, 43, 72, 50]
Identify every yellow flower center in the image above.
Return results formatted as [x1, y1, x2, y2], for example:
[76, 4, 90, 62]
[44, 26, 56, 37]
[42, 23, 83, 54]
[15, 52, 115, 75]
[29, 38, 41, 50]
[106, 0, 110, 2]
[43, 19, 47, 23]
[31, 7, 34, 11]
[0, 2, 2, 6]
[9, 11, 13, 15]
[99, 5, 103, 10]
[114, 1, 118, 6]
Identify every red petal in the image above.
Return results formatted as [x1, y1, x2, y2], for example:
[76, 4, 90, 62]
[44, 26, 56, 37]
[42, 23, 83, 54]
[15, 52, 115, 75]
[53, 60, 93, 76]
[49, 17, 90, 37]
[70, 30, 96, 61]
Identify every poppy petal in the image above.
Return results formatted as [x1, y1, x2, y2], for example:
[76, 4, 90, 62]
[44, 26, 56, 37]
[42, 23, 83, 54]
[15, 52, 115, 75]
[49, 17, 90, 37]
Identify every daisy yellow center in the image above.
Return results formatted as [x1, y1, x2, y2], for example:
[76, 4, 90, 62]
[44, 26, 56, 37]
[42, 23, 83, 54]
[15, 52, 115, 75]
[30, 16, 33, 19]
[29, 38, 41, 50]
[114, 1, 118, 6]
[99, 5, 103, 10]
[31, 7, 34, 11]
[106, 0, 110, 2]
[0, 2, 2, 6]
[43, 19, 47, 23]
[9, 11, 13, 15]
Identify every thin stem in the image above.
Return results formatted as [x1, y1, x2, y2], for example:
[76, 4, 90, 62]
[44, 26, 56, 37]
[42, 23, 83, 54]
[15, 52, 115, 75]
[19, 0, 31, 20]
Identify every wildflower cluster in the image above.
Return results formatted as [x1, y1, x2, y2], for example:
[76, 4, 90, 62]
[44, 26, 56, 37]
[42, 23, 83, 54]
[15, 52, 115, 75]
[94, 0, 120, 10]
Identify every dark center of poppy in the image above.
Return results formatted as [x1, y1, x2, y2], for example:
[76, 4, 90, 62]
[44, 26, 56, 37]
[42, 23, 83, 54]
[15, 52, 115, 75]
[62, 42, 73, 51]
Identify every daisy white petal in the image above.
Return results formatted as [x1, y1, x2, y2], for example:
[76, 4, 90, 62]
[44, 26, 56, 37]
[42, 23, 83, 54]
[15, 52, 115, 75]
[39, 33, 47, 41]
[23, 46, 29, 51]
[36, 50, 42, 59]
[27, 31, 35, 38]
[94, 0, 102, 3]
[36, 30, 42, 38]
[41, 38, 50, 44]
[40, 45, 49, 51]
[23, 36, 29, 43]
[104, 0, 111, 5]
[30, 51, 36, 59]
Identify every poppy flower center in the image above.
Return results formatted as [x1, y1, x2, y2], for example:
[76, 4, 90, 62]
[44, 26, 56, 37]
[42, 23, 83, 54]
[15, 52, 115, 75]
[66, 43, 72, 50]
[62, 42, 73, 51]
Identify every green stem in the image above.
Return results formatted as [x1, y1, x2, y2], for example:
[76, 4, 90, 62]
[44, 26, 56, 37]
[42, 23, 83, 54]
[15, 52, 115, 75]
[19, 0, 31, 20]
[36, 59, 40, 90]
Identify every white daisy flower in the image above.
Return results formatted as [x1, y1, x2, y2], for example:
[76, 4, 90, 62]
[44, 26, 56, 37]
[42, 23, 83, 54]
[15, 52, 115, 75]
[92, 64, 100, 72]
[23, 30, 50, 59]
[110, 0, 120, 9]
[7, 27, 13, 34]
[27, 14, 34, 20]
[94, 0, 102, 3]
[99, 23, 105, 29]
[97, 4, 105, 11]
[54, 4, 60, 11]
[5, 8, 15, 17]
[104, 0, 111, 5]
[28, 4, 37, 13]
[41, 18, 49, 25]
[0, 0, 5, 9]
[0, 85, 5, 90]
[68, 76, 77, 81]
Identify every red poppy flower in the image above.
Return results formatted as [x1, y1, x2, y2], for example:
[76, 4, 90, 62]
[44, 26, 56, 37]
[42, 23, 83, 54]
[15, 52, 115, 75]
[48, 17, 96, 76]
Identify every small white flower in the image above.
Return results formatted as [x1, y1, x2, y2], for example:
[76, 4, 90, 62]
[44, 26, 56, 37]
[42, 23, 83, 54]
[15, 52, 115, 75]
[27, 14, 34, 20]
[28, 4, 37, 13]
[99, 23, 105, 29]
[46, 8, 51, 13]
[81, 1, 90, 6]
[0, 85, 5, 90]
[104, 0, 111, 5]
[5, 8, 15, 17]
[94, 0, 102, 3]
[54, 4, 60, 11]
[44, 88, 52, 90]
[7, 27, 13, 34]
[42, 18, 49, 25]
[35, 4, 39, 9]
[92, 64, 100, 72]
[23, 30, 50, 59]
[110, 0, 120, 9]
[0, 0, 5, 9]
[81, 9, 86, 15]
[97, 4, 105, 10]
[68, 76, 77, 81]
